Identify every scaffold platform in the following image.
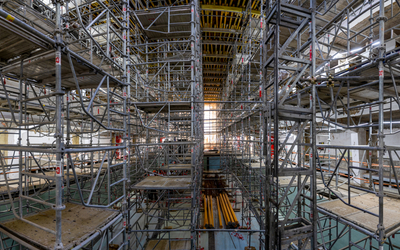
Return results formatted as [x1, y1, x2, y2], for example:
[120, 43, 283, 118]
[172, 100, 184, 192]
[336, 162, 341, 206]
[0, 203, 118, 249]
[160, 164, 191, 170]
[318, 193, 400, 237]
[132, 176, 192, 190]
[144, 239, 191, 250]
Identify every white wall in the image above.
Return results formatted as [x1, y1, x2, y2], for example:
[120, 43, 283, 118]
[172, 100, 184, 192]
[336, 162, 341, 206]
[316, 130, 361, 178]
[383, 129, 400, 161]
[280, 132, 298, 164]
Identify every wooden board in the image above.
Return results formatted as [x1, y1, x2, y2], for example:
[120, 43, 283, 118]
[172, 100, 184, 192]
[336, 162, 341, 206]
[134, 102, 191, 113]
[0, 166, 112, 195]
[160, 164, 191, 170]
[318, 193, 400, 236]
[132, 176, 191, 190]
[0, 203, 117, 249]
[177, 157, 191, 161]
[64, 169, 93, 177]
[87, 162, 109, 169]
[204, 152, 220, 156]
[0, 177, 56, 195]
[278, 176, 309, 187]
[145, 239, 191, 250]
[203, 170, 222, 174]
[0, 184, 19, 194]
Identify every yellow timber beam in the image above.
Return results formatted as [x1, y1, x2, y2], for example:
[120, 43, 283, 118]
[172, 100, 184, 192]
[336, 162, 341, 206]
[201, 4, 261, 16]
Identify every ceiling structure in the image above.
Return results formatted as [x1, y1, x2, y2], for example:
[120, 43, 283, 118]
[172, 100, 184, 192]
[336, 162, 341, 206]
[200, 0, 261, 101]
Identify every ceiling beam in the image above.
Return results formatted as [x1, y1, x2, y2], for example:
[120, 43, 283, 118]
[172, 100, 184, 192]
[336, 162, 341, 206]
[203, 70, 227, 74]
[201, 5, 261, 16]
[147, 33, 191, 40]
[204, 82, 222, 85]
[203, 62, 229, 66]
[202, 54, 231, 58]
[204, 77, 224, 79]
[202, 27, 239, 34]
[202, 40, 236, 46]
[204, 83, 222, 86]
[367, 86, 398, 97]
[135, 6, 191, 15]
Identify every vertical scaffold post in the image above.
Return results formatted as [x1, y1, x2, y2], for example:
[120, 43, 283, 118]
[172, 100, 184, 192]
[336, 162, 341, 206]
[54, 0, 65, 249]
[271, 1, 280, 248]
[190, 1, 196, 248]
[377, 0, 386, 248]
[126, 1, 132, 247]
[122, 0, 129, 249]
[310, 0, 317, 248]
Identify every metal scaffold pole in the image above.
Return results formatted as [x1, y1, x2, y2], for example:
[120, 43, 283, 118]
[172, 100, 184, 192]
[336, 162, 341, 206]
[310, 0, 318, 248]
[54, 1, 64, 249]
[377, 0, 386, 248]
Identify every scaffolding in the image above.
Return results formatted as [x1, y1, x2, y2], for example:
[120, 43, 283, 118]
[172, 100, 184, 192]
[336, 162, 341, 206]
[0, 0, 130, 249]
[311, 0, 400, 249]
[0, 0, 204, 248]
[263, 0, 318, 248]
[128, 0, 203, 249]
[261, 0, 400, 249]
[0, 0, 399, 249]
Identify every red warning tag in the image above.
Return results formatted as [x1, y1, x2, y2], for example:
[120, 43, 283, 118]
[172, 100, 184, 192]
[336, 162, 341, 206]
[56, 161, 62, 176]
[55, 52, 61, 65]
